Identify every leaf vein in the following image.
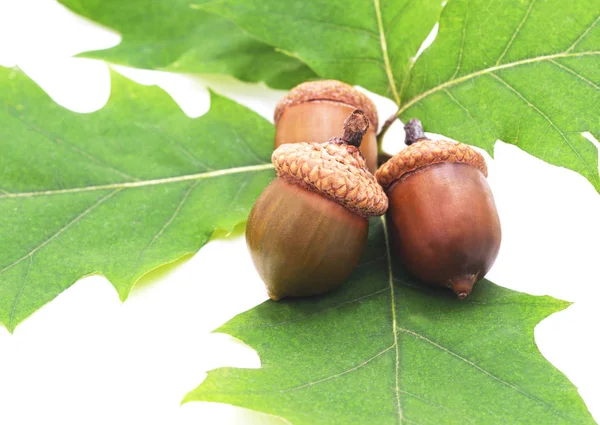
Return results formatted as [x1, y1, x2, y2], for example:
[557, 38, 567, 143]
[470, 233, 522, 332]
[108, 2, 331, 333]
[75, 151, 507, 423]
[397, 50, 600, 116]
[230, 128, 267, 165]
[397, 326, 575, 421]
[490, 72, 597, 186]
[281, 344, 394, 392]
[212, 5, 379, 40]
[129, 181, 200, 279]
[443, 89, 487, 142]
[566, 15, 600, 53]
[382, 216, 403, 424]
[549, 59, 600, 90]
[0, 164, 274, 200]
[451, 3, 469, 79]
[0, 190, 120, 276]
[397, 388, 478, 425]
[229, 178, 250, 210]
[3, 106, 139, 182]
[495, 0, 537, 66]
[227, 287, 390, 331]
[136, 123, 214, 172]
[8, 256, 33, 330]
[373, 0, 400, 104]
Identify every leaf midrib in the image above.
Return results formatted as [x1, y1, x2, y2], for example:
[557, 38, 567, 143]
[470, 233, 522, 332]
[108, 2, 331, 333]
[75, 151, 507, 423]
[4, 190, 121, 329]
[397, 50, 600, 116]
[489, 72, 597, 184]
[373, 0, 400, 104]
[380, 214, 574, 424]
[396, 50, 600, 187]
[0, 163, 274, 199]
[382, 216, 403, 423]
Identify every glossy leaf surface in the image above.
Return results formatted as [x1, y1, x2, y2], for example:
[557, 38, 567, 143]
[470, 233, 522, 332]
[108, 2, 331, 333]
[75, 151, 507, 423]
[0, 67, 274, 331]
[59, 0, 317, 89]
[187, 219, 595, 425]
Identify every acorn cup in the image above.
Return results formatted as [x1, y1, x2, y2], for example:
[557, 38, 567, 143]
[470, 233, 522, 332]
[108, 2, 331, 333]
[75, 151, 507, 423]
[274, 80, 379, 173]
[376, 119, 501, 299]
[246, 110, 388, 300]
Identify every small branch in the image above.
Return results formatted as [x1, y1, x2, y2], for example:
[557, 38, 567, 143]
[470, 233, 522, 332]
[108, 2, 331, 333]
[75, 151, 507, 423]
[337, 109, 370, 148]
[404, 119, 428, 146]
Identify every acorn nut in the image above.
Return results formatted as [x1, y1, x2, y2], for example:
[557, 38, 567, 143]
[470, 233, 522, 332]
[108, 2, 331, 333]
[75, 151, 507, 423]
[274, 80, 379, 173]
[247, 110, 388, 300]
[376, 119, 501, 299]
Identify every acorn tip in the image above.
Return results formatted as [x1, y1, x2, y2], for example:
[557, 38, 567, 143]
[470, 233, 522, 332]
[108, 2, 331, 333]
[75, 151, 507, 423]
[451, 276, 476, 300]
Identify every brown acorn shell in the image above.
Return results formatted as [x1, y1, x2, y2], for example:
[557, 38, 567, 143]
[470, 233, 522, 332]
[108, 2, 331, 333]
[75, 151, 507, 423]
[274, 80, 379, 130]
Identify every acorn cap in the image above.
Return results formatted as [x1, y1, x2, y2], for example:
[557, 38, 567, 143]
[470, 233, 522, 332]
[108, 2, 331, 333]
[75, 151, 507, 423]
[274, 80, 379, 130]
[272, 141, 388, 218]
[376, 139, 488, 190]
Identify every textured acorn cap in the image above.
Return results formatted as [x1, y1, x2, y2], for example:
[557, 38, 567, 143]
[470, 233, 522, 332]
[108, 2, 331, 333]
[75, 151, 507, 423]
[274, 80, 379, 130]
[376, 139, 488, 190]
[272, 141, 388, 218]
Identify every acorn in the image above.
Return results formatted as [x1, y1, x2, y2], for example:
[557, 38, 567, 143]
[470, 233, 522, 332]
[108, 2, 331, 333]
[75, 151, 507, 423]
[376, 119, 501, 299]
[247, 110, 388, 300]
[274, 80, 379, 173]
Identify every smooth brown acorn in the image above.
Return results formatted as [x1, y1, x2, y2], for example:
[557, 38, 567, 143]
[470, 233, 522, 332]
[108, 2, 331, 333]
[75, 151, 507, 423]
[247, 110, 388, 300]
[274, 80, 379, 173]
[376, 119, 501, 299]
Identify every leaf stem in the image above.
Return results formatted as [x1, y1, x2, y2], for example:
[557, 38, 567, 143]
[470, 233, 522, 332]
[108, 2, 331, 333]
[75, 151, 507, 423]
[339, 109, 370, 147]
[403, 119, 428, 145]
[373, 0, 401, 105]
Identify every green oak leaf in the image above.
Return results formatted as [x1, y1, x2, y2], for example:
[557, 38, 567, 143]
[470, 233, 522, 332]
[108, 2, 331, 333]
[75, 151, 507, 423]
[0, 66, 274, 332]
[197, 0, 444, 104]
[398, 0, 600, 191]
[202, 0, 600, 192]
[58, 0, 317, 89]
[186, 218, 595, 425]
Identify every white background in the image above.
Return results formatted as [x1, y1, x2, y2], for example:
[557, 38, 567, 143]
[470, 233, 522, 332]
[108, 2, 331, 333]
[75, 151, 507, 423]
[0, 1, 599, 424]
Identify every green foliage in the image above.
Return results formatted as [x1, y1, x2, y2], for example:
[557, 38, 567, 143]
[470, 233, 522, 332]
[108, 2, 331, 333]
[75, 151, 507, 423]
[4, 1, 599, 423]
[400, 0, 600, 191]
[59, 0, 600, 190]
[202, 0, 600, 191]
[0, 67, 274, 331]
[58, 0, 317, 89]
[187, 219, 595, 425]
[198, 0, 444, 103]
